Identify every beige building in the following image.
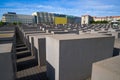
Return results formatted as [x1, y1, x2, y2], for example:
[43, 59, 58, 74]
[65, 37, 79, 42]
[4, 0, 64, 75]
[111, 16, 120, 21]
[2, 12, 34, 24]
[93, 17, 107, 21]
[81, 15, 93, 24]
[93, 16, 120, 21]
[81, 15, 120, 24]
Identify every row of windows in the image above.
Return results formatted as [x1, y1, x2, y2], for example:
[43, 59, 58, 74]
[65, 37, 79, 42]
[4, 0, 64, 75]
[3, 18, 33, 21]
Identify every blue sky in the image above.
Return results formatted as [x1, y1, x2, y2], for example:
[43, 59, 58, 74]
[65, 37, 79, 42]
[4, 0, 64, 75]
[0, 0, 120, 20]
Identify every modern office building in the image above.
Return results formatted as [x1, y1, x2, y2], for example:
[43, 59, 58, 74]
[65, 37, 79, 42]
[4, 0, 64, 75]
[32, 12, 81, 24]
[54, 17, 67, 24]
[67, 16, 81, 24]
[32, 12, 54, 24]
[2, 12, 34, 24]
[1, 12, 81, 24]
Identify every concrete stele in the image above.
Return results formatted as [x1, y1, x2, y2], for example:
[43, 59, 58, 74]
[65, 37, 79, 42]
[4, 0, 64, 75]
[91, 55, 120, 80]
[46, 34, 114, 80]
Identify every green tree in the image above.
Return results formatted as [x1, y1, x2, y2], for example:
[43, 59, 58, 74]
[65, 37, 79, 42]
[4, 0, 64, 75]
[117, 19, 120, 21]
[0, 21, 4, 26]
[18, 22, 22, 25]
[90, 20, 108, 24]
[13, 22, 17, 25]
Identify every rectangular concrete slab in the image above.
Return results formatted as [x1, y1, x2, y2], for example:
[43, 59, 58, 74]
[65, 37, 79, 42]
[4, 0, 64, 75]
[114, 39, 120, 49]
[91, 55, 120, 80]
[0, 33, 14, 39]
[0, 43, 15, 80]
[0, 33, 15, 43]
[113, 39, 120, 56]
[31, 34, 76, 67]
[46, 34, 114, 80]
[31, 33, 52, 66]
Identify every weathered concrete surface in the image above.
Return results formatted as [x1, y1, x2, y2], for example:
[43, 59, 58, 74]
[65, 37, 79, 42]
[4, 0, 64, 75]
[0, 33, 15, 42]
[46, 34, 114, 80]
[0, 43, 15, 80]
[91, 55, 120, 80]
[30, 33, 52, 67]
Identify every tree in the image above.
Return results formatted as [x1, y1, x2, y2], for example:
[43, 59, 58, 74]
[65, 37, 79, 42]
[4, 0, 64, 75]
[117, 19, 120, 21]
[0, 21, 4, 26]
[13, 22, 17, 25]
[90, 20, 108, 24]
[18, 22, 22, 25]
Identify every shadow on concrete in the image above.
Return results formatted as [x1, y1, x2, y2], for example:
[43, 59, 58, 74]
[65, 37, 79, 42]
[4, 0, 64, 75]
[113, 48, 120, 56]
[17, 58, 38, 71]
[17, 51, 31, 59]
[17, 72, 48, 80]
[47, 61, 55, 80]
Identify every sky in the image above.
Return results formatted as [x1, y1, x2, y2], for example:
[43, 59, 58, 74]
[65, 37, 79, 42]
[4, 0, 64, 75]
[0, 0, 120, 20]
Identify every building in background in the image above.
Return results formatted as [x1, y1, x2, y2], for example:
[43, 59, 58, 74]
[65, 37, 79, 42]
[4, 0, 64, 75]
[32, 12, 81, 24]
[54, 14, 67, 24]
[54, 17, 67, 24]
[81, 15, 93, 24]
[3, 12, 120, 25]
[32, 12, 54, 24]
[93, 16, 107, 21]
[93, 16, 120, 21]
[2, 12, 34, 24]
[67, 16, 81, 24]
[1, 12, 81, 24]
[81, 15, 120, 24]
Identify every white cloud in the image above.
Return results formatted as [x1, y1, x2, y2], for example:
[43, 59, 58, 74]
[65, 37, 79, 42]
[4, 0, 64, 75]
[1, 1, 119, 17]
[83, 0, 115, 10]
[37, 5, 54, 9]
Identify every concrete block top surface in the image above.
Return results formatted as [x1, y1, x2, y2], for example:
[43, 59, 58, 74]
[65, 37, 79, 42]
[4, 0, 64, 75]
[0, 33, 14, 38]
[93, 55, 120, 74]
[28, 33, 52, 39]
[28, 33, 52, 43]
[33, 34, 52, 38]
[114, 39, 120, 48]
[0, 30, 15, 34]
[0, 43, 13, 53]
[24, 31, 45, 34]
[51, 31, 68, 32]
[27, 33, 52, 37]
[47, 34, 113, 40]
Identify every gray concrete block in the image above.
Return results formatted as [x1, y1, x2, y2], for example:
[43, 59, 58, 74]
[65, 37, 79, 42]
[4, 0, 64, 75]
[31, 34, 76, 67]
[22, 31, 45, 45]
[100, 31, 120, 39]
[113, 39, 120, 56]
[46, 34, 114, 80]
[31, 34, 52, 67]
[28, 33, 52, 56]
[0, 43, 15, 80]
[0, 33, 15, 43]
[91, 55, 120, 80]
